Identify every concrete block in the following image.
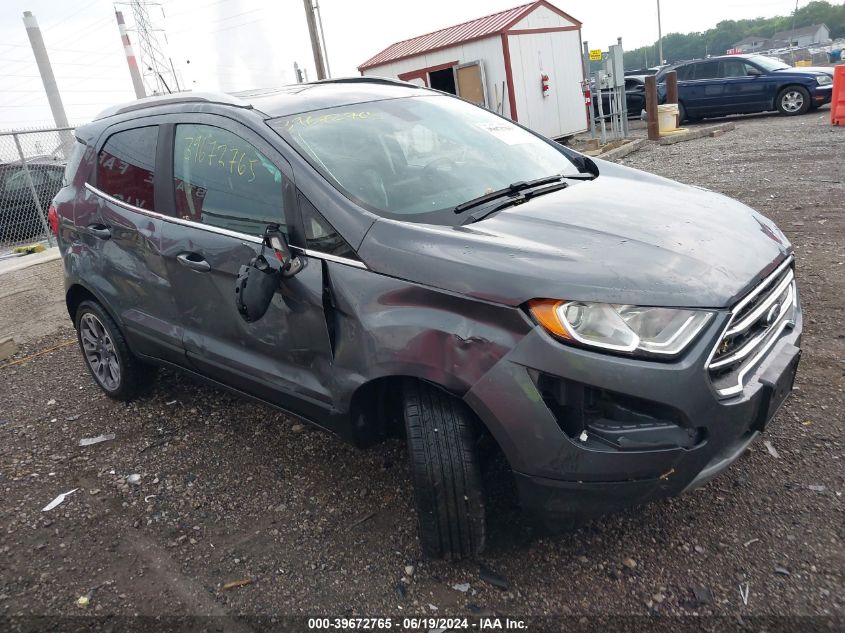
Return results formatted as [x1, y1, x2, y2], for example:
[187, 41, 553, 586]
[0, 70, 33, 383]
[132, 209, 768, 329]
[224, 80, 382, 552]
[0, 336, 17, 361]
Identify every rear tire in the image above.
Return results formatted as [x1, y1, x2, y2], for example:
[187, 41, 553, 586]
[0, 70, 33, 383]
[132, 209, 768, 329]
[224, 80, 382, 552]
[403, 380, 486, 560]
[74, 300, 156, 401]
[776, 86, 810, 116]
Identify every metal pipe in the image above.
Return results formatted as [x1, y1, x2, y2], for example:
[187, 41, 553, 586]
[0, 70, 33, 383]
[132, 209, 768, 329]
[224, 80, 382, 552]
[314, 0, 331, 78]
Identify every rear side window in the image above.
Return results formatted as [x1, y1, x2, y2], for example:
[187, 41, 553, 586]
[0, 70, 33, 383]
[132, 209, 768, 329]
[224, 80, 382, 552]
[96, 126, 157, 209]
[173, 123, 286, 237]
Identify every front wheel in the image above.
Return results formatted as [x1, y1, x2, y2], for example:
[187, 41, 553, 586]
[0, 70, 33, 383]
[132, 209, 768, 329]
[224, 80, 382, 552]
[403, 380, 486, 560]
[75, 300, 156, 401]
[776, 86, 810, 116]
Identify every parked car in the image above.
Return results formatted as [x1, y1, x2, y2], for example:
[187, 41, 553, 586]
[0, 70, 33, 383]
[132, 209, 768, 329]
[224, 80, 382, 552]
[592, 75, 647, 120]
[55, 79, 802, 560]
[0, 157, 64, 243]
[657, 54, 833, 122]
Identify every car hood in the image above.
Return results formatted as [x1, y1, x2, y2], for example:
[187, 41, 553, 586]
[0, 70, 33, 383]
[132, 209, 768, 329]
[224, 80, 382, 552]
[358, 159, 792, 308]
[775, 66, 833, 76]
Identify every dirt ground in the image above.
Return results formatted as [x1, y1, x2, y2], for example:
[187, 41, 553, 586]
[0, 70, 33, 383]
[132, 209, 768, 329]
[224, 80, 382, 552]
[1, 109, 843, 632]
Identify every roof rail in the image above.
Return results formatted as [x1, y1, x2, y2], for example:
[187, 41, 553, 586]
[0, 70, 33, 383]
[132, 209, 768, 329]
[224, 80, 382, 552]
[93, 92, 253, 121]
[313, 76, 420, 88]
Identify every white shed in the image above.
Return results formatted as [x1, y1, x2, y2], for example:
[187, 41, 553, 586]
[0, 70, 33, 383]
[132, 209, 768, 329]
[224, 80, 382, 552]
[358, 1, 587, 140]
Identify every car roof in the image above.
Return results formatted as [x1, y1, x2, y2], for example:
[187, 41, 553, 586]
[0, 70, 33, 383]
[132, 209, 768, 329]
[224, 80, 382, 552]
[91, 77, 427, 123]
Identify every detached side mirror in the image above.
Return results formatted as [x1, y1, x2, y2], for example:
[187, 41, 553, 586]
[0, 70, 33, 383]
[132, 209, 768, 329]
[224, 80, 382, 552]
[264, 224, 303, 278]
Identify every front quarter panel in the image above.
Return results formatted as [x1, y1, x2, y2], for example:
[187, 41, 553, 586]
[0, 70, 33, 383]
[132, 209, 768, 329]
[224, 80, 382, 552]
[324, 263, 532, 408]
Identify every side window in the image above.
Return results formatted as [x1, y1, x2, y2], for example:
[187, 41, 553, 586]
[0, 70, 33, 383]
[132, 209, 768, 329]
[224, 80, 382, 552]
[299, 193, 358, 260]
[173, 123, 286, 237]
[96, 126, 157, 209]
[721, 60, 748, 78]
[674, 65, 692, 81]
[694, 62, 719, 80]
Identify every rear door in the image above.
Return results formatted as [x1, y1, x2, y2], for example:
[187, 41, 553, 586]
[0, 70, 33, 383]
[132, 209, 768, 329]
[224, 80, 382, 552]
[76, 122, 185, 364]
[159, 116, 335, 415]
[682, 61, 725, 116]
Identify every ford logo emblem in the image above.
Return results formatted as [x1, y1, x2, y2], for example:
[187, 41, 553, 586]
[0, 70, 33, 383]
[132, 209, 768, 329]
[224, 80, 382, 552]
[764, 303, 781, 327]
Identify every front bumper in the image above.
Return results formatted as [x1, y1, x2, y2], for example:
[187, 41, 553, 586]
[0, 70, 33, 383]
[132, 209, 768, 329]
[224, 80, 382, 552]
[464, 297, 802, 521]
[813, 85, 833, 105]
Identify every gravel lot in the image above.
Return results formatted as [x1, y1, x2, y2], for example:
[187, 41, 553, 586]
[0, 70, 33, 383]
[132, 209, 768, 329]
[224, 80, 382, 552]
[1, 108, 843, 631]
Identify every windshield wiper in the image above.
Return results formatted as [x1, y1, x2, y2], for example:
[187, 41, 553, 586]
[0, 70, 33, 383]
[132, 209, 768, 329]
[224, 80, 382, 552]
[453, 175, 565, 214]
[460, 180, 570, 225]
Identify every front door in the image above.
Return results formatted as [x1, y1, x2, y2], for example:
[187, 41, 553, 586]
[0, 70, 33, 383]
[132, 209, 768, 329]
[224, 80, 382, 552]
[720, 59, 770, 112]
[159, 118, 335, 416]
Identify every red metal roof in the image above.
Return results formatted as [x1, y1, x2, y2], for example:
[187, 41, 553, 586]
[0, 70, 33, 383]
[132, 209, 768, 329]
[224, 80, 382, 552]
[358, 1, 580, 71]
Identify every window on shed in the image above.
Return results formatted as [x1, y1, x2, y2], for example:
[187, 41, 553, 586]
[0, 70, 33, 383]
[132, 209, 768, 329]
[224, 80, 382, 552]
[428, 67, 457, 95]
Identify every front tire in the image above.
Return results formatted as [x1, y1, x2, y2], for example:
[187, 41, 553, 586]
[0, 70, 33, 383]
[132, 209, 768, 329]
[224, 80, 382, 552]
[403, 380, 486, 560]
[776, 86, 810, 116]
[75, 300, 155, 401]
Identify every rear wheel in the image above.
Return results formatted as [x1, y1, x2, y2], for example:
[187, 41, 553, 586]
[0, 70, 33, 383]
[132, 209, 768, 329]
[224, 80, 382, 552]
[403, 380, 485, 560]
[776, 86, 810, 116]
[75, 300, 156, 401]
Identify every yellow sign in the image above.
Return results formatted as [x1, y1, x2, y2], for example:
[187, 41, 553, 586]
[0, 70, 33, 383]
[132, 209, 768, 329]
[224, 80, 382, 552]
[589, 49, 602, 61]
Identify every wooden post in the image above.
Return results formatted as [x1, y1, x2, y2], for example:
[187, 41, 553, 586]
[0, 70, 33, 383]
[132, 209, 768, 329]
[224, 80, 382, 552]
[665, 70, 679, 128]
[645, 75, 659, 140]
[665, 70, 678, 104]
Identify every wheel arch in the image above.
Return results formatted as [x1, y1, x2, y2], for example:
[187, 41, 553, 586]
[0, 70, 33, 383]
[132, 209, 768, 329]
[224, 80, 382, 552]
[65, 282, 119, 328]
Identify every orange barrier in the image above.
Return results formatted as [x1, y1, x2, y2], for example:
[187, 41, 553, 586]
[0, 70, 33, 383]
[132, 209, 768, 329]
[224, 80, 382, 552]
[833, 65, 845, 126]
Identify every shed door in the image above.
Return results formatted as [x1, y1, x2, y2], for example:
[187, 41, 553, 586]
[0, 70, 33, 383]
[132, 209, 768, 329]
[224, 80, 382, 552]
[455, 61, 487, 107]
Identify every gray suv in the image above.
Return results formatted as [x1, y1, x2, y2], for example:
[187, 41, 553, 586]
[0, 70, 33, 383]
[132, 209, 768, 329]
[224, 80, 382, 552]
[54, 79, 801, 560]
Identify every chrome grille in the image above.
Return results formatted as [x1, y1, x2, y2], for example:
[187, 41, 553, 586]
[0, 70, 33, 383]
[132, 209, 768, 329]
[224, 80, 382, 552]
[707, 257, 797, 397]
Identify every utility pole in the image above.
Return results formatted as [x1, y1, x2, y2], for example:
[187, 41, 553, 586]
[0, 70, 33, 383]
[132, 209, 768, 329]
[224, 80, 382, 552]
[22, 11, 69, 128]
[302, 0, 326, 80]
[656, 0, 664, 66]
[790, 0, 798, 65]
[115, 10, 146, 99]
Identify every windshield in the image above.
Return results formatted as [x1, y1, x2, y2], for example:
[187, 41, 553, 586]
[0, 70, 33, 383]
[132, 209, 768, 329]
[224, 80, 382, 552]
[749, 55, 791, 71]
[269, 95, 580, 223]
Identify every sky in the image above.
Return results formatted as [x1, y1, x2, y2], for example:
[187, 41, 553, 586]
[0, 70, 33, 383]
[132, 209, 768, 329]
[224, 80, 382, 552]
[0, 0, 823, 130]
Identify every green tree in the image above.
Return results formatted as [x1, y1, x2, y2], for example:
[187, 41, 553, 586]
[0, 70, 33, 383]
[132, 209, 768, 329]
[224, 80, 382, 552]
[623, 0, 844, 69]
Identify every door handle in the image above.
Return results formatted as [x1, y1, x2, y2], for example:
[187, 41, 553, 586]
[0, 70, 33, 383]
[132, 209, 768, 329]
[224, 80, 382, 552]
[87, 224, 111, 239]
[176, 252, 211, 272]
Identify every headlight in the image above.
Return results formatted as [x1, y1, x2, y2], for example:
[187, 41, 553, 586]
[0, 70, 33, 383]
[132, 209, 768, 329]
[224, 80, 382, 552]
[528, 300, 713, 357]
[817, 75, 832, 86]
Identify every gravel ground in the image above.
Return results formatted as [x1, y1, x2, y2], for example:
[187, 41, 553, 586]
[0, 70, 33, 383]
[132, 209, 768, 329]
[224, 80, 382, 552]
[0, 109, 843, 632]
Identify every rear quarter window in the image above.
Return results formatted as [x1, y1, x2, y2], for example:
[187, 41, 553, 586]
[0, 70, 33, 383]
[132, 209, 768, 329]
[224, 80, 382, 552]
[95, 126, 157, 209]
[63, 140, 88, 186]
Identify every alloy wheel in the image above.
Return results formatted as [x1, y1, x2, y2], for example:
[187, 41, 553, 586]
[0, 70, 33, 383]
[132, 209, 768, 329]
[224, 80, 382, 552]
[781, 90, 804, 113]
[80, 313, 121, 390]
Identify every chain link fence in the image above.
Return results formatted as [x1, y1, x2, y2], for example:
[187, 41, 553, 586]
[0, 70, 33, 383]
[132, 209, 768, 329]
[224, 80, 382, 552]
[0, 126, 76, 254]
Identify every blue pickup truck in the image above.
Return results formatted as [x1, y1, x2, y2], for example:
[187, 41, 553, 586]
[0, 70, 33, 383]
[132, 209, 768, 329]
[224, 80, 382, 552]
[657, 54, 833, 123]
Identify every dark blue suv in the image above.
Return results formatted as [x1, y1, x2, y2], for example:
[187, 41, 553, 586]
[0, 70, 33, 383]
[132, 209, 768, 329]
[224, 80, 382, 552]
[659, 54, 833, 123]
